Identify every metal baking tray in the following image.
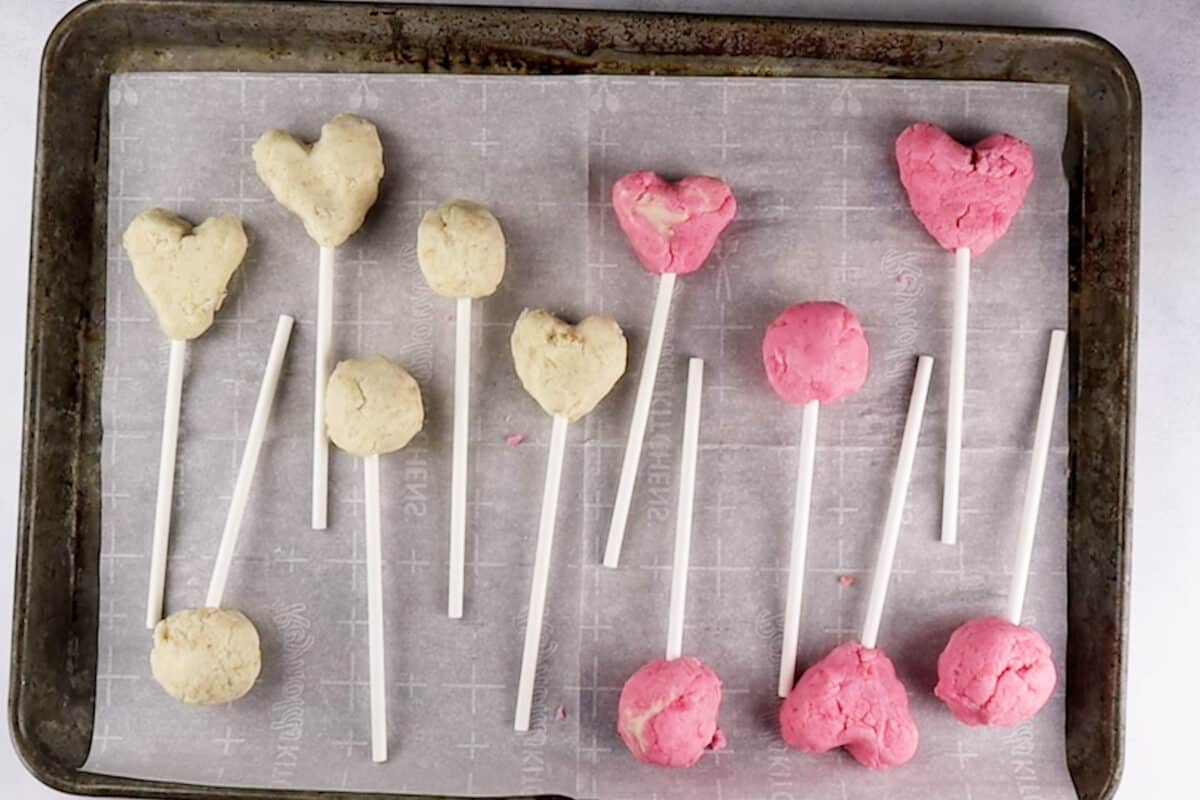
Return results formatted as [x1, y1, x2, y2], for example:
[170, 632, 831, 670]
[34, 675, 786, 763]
[10, 1, 1138, 798]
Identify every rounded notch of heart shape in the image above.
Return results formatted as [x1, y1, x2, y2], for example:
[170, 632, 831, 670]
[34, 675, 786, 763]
[611, 171, 737, 275]
[510, 308, 628, 422]
[122, 208, 248, 341]
[779, 641, 919, 769]
[252, 113, 385, 248]
[324, 355, 425, 457]
[895, 122, 1035, 255]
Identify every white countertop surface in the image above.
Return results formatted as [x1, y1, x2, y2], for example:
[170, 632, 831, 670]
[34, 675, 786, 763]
[1, 1, 1190, 798]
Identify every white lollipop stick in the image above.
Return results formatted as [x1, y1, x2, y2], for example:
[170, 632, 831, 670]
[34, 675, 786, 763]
[364, 453, 387, 762]
[145, 338, 187, 628]
[1006, 330, 1066, 625]
[861, 356, 933, 649]
[941, 246, 970, 545]
[603, 272, 677, 568]
[449, 296, 472, 619]
[206, 315, 294, 609]
[777, 399, 819, 698]
[515, 414, 569, 732]
[311, 244, 335, 530]
[666, 358, 704, 661]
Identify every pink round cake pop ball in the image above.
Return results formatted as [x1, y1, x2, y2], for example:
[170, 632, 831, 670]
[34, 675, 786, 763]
[935, 616, 1057, 727]
[895, 122, 1035, 255]
[779, 641, 919, 769]
[617, 657, 725, 768]
[611, 171, 737, 276]
[762, 302, 870, 405]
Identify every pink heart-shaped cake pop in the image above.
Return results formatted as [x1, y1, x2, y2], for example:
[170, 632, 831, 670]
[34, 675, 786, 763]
[612, 172, 737, 275]
[779, 642, 919, 769]
[895, 123, 1035, 255]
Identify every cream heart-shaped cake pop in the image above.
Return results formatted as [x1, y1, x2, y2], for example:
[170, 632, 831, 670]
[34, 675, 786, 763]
[510, 309, 627, 422]
[253, 113, 385, 531]
[123, 208, 247, 340]
[510, 308, 627, 732]
[253, 113, 385, 248]
[124, 208, 248, 630]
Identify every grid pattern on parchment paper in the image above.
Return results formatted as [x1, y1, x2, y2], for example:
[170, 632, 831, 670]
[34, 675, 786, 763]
[89, 74, 1072, 800]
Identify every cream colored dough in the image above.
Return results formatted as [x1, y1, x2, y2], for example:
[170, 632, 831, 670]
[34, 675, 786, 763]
[416, 200, 506, 298]
[511, 309, 627, 422]
[325, 355, 425, 456]
[122, 208, 247, 340]
[150, 607, 261, 706]
[252, 113, 385, 248]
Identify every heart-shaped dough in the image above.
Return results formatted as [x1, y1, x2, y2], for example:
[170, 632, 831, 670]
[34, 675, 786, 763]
[325, 355, 424, 456]
[511, 309, 627, 422]
[253, 113, 385, 248]
[612, 172, 737, 275]
[122, 208, 247, 340]
[895, 122, 1035, 255]
[779, 642, 919, 769]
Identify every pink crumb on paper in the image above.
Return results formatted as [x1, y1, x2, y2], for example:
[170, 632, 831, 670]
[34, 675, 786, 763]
[838, 575, 856, 588]
[506, 434, 525, 447]
[445, 313, 454, 322]
[896, 273, 913, 287]
[708, 729, 728, 751]
[555, 705, 568, 721]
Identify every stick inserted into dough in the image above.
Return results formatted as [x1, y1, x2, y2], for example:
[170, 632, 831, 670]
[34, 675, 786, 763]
[941, 246, 970, 545]
[364, 452, 387, 762]
[449, 296, 471, 618]
[146, 338, 187, 628]
[312, 245, 334, 530]
[514, 414, 569, 732]
[666, 358, 703, 661]
[206, 316, 294, 609]
[861, 356, 932, 649]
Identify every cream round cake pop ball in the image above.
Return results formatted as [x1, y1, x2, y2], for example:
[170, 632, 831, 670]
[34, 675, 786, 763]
[511, 309, 627, 422]
[150, 607, 261, 706]
[123, 208, 248, 341]
[618, 657, 725, 768]
[417, 200, 506, 299]
[325, 356, 424, 457]
[762, 302, 870, 405]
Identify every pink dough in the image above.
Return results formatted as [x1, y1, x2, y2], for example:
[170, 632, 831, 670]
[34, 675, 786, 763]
[617, 657, 725, 768]
[762, 302, 870, 405]
[895, 122, 1035, 255]
[611, 172, 737, 275]
[779, 642, 918, 770]
[935, 617, 1057, 727]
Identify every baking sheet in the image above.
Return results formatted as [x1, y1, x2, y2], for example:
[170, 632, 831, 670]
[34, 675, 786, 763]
[87, 72, 1072, 799]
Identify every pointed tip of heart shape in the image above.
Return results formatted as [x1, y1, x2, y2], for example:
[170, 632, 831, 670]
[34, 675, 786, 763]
[895, 122, 1035, 255]
[253, 113, 385, 248]
[611, 171, 736, 276]
[935, 617, 1057, 728]
[780, 641, 919, 769]
[122, 208, 248, 341]
[510, 308, 627, 422]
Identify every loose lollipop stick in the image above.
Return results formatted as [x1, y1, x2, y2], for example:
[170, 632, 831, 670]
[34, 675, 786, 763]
[312, 244, 335, 530]
[1006, 330, 1066, 625]
[364, 452, 387, 762]
[515, 414, 569, 732]
[941, 247, 971, 545]
[777, 399, 820, 698]
[145, 338, 187, 628]
[666, 358, 704, 661]
[861, 356, 933, 649]
[449, 296, 472, 619]
[206, 316, 294, 609]
[604, 272, 677, 568]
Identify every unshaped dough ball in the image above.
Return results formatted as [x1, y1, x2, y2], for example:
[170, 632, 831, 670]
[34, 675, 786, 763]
[417, 200, 506, 298]
[150, 607, 261, 706]
[617, 657, 724, 767]
[510, 309, 627, 422]
[325, 355, 424, 456]
[123, 208, 248, 340]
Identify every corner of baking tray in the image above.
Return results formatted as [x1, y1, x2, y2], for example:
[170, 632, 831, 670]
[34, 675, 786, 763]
[1053, 28, 1141, 112]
